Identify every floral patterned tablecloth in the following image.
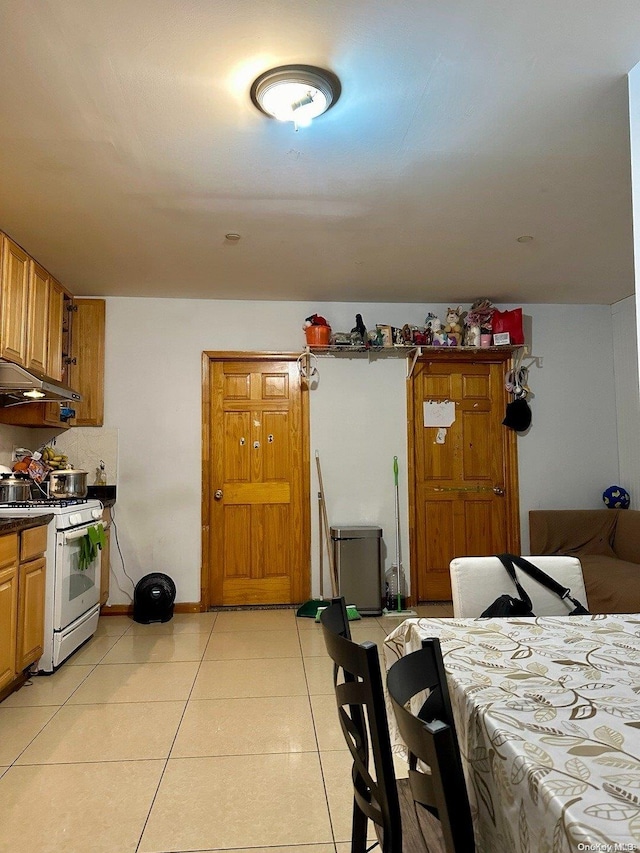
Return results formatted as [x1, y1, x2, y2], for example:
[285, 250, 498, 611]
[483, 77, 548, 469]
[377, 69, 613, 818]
[383, 615, 640, 853]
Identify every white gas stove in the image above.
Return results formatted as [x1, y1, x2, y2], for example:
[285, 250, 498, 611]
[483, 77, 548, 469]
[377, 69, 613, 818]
[0, 498, 105, 672]
[0, 498, 103, 527]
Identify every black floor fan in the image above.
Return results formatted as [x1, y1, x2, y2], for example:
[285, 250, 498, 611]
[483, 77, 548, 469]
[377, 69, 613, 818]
[133, 573, 176, 623]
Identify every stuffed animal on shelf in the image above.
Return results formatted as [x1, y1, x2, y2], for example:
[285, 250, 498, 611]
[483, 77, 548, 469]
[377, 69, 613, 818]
[444, 306, 463, 346]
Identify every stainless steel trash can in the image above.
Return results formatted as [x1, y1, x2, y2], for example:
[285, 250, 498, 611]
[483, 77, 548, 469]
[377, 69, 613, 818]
[330, 525, 383, 616]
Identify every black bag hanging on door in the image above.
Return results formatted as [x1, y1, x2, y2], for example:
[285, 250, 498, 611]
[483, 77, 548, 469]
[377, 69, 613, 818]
[480, 554, 590, 618]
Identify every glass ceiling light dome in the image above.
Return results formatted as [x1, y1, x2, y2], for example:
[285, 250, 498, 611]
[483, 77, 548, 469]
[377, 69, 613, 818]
[250, 65, 341, 130]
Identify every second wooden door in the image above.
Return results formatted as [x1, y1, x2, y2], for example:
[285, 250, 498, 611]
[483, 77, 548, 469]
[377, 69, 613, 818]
[409, 353, 520, 601]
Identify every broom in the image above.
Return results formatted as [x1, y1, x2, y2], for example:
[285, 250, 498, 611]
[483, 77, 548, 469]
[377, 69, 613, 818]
[313, 450, 360, 622]
[296, 491, 327, 618]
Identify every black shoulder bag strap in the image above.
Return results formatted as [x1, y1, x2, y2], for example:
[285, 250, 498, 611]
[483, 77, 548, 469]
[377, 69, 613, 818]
[495, 554, 534, 613]
[497, 553, 589, 614]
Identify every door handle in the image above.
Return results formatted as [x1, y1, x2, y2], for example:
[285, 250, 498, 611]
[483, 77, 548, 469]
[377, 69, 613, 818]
[214, 489, 223, 500]
[493, 487, 505, 496]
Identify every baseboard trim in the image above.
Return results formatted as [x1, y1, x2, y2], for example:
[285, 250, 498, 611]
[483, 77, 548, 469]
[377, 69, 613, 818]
[100, 602, 204, 616]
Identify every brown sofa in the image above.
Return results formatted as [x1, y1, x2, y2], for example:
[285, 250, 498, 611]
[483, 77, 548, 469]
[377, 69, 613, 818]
[529, 509, 640, 614]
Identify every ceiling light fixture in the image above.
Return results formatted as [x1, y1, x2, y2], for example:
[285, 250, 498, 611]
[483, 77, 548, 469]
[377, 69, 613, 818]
[516, 235, 534, 243]
[250, 64, 341, 131]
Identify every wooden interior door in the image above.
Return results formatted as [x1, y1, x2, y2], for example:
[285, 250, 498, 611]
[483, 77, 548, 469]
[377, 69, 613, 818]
[408, 352, 520, 601]
[204, 355, 309, 607]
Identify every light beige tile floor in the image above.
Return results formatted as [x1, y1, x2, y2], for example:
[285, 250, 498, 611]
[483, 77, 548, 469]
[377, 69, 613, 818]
[0, 602, 452, 852]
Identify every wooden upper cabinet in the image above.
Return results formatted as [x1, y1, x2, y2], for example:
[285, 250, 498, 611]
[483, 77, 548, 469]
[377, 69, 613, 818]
[0, 233, 77, 429]
[26, 260, 50, 375]
[0, 235, 29, 366]
[69, 298, 105, 426]
[47, 278, 66, 381]
[0, 231, 105, 430]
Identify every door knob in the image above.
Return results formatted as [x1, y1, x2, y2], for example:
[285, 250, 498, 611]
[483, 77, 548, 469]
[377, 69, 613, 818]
[214, 489, 223, 500]
[493, 487, 505, 496]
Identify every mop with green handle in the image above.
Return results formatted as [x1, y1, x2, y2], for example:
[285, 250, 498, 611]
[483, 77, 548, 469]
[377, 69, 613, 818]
[383, 455, 417, 617]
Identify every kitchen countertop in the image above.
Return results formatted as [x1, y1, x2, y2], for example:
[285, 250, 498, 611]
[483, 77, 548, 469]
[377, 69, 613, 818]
[0, 514, 54, 534]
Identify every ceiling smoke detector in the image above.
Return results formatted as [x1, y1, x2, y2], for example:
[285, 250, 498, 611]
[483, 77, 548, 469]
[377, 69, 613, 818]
[250, 65, 341, 130]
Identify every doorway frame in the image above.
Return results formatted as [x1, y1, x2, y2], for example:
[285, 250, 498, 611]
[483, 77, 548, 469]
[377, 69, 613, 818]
[201, 351, 311, 609]
[406, 349, 521, 603]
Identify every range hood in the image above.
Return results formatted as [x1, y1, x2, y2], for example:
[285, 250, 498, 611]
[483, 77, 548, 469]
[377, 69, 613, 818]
[0, 361, 81, 405]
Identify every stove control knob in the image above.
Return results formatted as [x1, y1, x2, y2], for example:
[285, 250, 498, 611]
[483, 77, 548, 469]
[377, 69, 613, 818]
[69, 513, 82, 526]
[91, 509, 102, 520]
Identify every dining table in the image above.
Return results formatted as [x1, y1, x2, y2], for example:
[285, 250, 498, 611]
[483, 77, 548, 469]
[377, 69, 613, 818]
[383, 614, 640, 853]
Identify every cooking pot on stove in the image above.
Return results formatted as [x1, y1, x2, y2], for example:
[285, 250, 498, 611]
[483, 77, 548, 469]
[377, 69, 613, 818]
[0, 472, 33, 502]
[48, 469, 88, 499]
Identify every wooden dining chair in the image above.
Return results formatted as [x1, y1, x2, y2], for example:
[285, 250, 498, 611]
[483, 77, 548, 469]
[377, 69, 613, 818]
[320, 598, 402, 852]
[386, 639, 476, 853]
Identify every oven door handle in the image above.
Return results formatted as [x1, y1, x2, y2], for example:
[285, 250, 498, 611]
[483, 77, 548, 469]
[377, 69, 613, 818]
[64, 528, 91, 543]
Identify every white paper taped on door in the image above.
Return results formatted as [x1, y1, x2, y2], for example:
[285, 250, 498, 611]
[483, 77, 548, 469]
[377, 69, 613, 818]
[423, 400, 456, 428]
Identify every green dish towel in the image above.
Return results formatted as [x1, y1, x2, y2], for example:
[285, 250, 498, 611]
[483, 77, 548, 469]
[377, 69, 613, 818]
[79, 524, 106, 571]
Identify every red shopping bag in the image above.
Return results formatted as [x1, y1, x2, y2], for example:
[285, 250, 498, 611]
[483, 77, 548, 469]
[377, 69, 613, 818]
[492, 308, 524, 345]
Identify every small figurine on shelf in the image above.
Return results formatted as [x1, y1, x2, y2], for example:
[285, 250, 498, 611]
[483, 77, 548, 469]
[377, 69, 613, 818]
[388, 327, 401, 345]
[424, 313, 440, 346]
[368, 328, 384, 348]
[443, 306, 463, 346]
[425, 313, 448, 346]
[464, 322, 481, 347]
[350, 313, 368, 347]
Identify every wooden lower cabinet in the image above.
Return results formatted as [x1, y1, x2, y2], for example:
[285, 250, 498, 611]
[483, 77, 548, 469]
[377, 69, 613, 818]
[0, 526, 47, 700]
[0, 562, 18, 692]
[16, 556, 45, 671]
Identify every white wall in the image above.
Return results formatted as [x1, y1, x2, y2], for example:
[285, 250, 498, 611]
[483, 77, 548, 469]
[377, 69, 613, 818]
[612, 297, 640, 509]
[99, 297, 618, 604]
[516, 305, 619, 547]
[626, 64, 640, 504]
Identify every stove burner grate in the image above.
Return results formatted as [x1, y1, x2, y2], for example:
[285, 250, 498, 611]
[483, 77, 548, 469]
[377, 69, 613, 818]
[0, 498, 89, 508]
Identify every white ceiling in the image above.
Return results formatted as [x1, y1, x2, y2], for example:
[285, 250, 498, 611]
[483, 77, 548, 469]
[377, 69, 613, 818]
[1, 0, 640, 305]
